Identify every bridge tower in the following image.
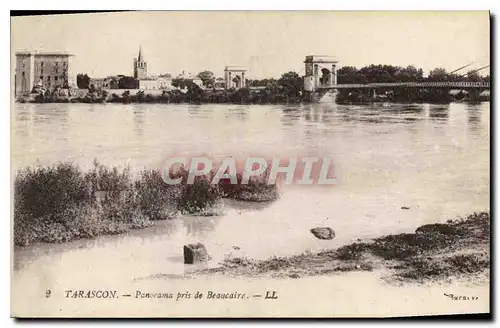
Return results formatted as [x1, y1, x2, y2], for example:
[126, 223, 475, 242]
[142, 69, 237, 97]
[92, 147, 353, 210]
[304, 55, 338, 93]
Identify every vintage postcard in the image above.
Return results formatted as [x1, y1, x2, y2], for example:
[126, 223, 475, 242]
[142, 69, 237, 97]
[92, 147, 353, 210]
[11, 11, 490, 318]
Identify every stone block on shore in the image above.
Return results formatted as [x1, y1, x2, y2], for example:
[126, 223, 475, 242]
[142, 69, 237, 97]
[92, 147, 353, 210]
[183, 243, 210, 264]
[310, 227, 336, 240]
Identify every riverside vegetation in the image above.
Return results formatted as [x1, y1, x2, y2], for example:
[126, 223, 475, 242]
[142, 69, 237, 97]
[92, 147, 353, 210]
[19, 65, 490, 105]
[13, 161, 280, 247]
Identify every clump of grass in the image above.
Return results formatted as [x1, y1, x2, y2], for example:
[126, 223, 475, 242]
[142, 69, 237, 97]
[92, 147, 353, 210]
[370, 231, 457, 260]
[445, 253, 490, 274]
[396, 258, 447, 280]
[335, 242, 371, 261]
[168, 167, 223, 216]
[218, 168, 280, 202]
[395, 252, 490, 281]
[415, 223, 462, 235]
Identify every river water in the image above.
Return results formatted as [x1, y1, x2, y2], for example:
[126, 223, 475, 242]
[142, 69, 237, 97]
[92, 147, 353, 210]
[11, 102, 490, 316]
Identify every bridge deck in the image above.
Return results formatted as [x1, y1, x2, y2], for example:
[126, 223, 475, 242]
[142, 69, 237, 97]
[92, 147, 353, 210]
[319, 81, 490, 89]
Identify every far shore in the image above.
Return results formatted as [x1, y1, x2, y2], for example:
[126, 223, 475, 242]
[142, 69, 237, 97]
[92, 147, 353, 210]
[16, 86, 490, 105]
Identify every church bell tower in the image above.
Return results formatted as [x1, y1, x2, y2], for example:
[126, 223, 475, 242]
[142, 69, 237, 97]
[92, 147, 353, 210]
[133, 46, 147, 79]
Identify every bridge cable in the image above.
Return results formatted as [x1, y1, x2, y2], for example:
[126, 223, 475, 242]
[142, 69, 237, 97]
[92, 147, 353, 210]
[449, 62, 476, 75]
[458, 65, 490, 77]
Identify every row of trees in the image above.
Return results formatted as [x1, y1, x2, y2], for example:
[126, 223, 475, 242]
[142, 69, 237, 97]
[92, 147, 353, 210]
[77, 74, 138, 89]
[337, 64, 489, 84]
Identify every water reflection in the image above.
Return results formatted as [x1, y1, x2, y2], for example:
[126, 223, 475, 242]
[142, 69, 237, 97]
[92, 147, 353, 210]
[224, 199, 277, 212]
[32, 104, 69, 125]
[428, 105, 450, 121]
[188, 105, 213, 119]
[14, 108, 30, 123]
[281, 106, 302, 126]
[183, 216, 219, 239]
[466, 103, 483, 132]
[226, 106, 248, 121]
[319, 106, 335, 124]
[132, 107, 145, 137]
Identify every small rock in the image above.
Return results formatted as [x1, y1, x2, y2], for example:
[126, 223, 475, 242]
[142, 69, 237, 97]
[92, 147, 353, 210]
[232, 246, 241, 250]
[310, 227, 336, 240]
[183, 243, 210, 264]
[355, 264, 361, 269]
[401, 206, 410, 210]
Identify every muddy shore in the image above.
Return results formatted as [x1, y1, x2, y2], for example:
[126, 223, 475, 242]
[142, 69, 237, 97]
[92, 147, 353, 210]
[191, 211, 490, 284]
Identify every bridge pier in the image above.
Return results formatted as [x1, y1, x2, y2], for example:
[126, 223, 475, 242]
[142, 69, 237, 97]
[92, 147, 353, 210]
[466, 89, 482, 102]
[304, 55, 338, 93]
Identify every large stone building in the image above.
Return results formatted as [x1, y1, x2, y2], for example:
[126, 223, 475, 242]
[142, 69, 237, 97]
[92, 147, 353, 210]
[15, 51, 76, 96]
[133, 47, 147, 80]
[138, 76, 173, 90]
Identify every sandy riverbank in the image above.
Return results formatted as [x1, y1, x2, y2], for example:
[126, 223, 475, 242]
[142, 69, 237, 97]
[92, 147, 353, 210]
[185, 211, 490, 284]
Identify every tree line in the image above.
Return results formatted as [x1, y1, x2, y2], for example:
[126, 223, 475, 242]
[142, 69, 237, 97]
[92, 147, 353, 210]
[335, 65, 489, 103]
[72, 65, 489, 104]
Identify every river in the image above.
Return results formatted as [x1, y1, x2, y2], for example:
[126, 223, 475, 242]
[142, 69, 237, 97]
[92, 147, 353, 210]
[11, 101, 490, 317]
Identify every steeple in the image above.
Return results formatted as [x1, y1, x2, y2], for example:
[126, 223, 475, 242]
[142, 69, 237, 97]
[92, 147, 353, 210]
[134, 46, 147, 79]
[138, 46, 143, 62]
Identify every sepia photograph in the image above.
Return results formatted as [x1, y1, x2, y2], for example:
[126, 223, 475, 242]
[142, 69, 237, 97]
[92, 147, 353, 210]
[10, 10, 490, 318]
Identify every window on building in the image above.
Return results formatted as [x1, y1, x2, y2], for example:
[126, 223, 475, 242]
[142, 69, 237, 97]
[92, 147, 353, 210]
[22, 72, 25, 77]
[55, 76, 58, 82]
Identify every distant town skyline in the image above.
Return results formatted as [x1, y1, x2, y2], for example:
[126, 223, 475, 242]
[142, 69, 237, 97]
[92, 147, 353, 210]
[11, 11, 490, 79]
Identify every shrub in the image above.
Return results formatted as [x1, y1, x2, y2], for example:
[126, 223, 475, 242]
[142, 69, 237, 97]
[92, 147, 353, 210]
[84, 159, 133, 202]
[135, 169, 175, 220]
[168, 167, 223, 215]
[83, 160, 149, 225]
[12, 161, 227, 246]
[14, 162, 88, 222]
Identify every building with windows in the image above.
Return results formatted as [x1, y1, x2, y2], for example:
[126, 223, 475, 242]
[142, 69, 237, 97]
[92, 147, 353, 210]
[89, 76, 119, 90]
[174, 71, 204, 88]
[137, 76, 173, 90]
[15, 51, 76, 96]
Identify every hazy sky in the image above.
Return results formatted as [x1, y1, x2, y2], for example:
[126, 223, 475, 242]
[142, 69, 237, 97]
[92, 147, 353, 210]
[11, 11, 490, 79]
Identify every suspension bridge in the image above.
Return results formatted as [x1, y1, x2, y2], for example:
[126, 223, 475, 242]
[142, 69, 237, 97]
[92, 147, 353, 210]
[303, 55, 490, 100]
